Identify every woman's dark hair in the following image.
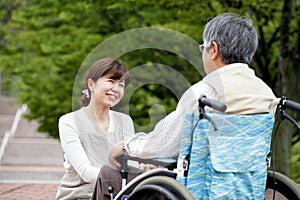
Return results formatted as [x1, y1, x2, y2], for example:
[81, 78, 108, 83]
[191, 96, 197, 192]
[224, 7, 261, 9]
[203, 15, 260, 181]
[79, 57, 130, 107]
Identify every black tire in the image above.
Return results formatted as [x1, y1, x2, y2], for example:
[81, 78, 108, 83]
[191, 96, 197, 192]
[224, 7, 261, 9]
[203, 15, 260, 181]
[128, 176, 195, 200]
[127, 184, 178, 200]
[265, 171, 300, 199]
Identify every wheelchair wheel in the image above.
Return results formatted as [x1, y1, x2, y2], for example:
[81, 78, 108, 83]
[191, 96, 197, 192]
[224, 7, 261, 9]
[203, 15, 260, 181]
[265, 171, 300, 199]
[127, 176, 195, 200]
[127, 184, 178, 200]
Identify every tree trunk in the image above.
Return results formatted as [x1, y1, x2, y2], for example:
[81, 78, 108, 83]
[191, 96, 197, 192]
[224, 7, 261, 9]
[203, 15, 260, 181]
[275, 0, 293, 176]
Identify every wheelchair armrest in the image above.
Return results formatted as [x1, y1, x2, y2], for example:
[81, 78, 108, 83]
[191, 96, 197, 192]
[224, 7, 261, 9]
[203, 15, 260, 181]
[118, 155, 177, 170]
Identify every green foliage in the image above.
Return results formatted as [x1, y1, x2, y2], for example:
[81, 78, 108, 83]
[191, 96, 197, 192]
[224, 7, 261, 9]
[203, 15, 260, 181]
[0, 0, 103, 137]
[0, 0, 257, 136]
[1, 0, 300, 181]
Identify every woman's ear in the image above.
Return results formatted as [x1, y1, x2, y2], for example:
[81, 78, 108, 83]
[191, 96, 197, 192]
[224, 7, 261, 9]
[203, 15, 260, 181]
[87, 79, 95, 91]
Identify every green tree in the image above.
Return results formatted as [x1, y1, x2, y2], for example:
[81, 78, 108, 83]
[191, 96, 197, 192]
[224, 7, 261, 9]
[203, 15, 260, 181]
[1, 0, 300, 181]
[275, 0, 300, 180]
[0, 0, 106, 137]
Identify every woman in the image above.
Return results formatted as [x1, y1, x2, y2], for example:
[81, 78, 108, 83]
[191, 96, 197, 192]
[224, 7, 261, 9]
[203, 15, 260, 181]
[55, 57, 135, 200]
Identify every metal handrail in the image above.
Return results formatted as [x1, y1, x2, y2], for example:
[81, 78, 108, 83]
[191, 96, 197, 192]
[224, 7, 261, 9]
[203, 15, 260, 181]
[0, 104, 27, 163]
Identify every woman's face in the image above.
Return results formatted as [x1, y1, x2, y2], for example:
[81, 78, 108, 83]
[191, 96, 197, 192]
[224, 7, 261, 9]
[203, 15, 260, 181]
[89, 72, 125, 108]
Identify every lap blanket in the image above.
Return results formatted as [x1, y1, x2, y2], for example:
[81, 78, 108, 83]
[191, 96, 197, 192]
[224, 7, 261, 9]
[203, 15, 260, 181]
[177, 113, 274, 200]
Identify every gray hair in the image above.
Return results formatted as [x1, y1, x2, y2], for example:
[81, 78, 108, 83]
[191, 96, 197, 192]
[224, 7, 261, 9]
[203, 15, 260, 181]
[203, 13, 258, 65]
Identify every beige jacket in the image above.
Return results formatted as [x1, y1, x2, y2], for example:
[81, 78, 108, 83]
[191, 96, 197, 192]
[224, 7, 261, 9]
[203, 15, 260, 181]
[126, 63, 276, 159]
[202, 63, 276, 114]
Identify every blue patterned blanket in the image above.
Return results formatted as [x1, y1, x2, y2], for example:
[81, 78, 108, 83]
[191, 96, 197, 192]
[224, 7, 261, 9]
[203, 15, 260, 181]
[177, 113, 274, 199]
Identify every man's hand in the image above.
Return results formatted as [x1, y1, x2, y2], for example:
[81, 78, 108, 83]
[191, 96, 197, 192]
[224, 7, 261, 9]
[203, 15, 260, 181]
[109, 140, 125, 169]
[138, 163, 157, 170]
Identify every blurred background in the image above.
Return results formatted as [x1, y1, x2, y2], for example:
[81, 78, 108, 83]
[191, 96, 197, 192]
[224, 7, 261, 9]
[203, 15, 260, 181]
[0, 0, 299, 183]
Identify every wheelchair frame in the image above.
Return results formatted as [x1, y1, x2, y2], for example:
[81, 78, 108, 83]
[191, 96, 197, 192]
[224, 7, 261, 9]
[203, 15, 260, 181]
[111, 96, 300, 200]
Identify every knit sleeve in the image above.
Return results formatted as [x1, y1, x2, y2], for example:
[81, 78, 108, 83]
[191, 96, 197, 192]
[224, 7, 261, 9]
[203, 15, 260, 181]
[125, 81, 217, 159]
[59, 113, 100, 183]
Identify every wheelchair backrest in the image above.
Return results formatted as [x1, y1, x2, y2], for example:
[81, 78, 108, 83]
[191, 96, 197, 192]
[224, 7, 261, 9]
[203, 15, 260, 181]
[177, 112, 274, 199]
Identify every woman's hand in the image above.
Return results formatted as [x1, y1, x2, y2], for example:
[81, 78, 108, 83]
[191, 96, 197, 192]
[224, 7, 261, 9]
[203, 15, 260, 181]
[109, 140, 125, 169]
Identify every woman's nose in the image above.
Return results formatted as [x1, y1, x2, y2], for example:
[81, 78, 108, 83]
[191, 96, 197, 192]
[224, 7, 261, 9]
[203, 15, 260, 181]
[111, 83, 120, 92]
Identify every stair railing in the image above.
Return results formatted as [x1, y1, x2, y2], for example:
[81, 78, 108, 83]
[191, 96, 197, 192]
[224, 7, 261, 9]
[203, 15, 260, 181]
[0, 104, 27, 163]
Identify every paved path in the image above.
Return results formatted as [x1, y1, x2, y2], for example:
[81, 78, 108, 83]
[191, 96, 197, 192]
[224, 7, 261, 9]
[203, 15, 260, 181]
[0, 183, 58, 200]
[0, 96, 64, 199]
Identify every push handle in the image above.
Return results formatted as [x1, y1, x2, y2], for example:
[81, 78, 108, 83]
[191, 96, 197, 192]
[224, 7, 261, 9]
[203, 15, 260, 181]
[198, 94, 227, 112]
[281, 97, 300, 113]
[279, 96, 300, 130]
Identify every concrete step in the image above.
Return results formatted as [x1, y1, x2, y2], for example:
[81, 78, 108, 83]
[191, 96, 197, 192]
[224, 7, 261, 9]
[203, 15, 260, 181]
[0, 165, 64, 183]
[1, 114, 64, 166]
[14, 117, 49, 138]
[1, 137, 63, 166]
[0, 114, 14, 137]
[0, 96, 19, 115]
[0, 96, 65, 184]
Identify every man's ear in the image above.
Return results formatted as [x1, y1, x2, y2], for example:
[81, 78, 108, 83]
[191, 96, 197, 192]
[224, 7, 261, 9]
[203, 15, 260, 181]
[210, 41, 219, 60]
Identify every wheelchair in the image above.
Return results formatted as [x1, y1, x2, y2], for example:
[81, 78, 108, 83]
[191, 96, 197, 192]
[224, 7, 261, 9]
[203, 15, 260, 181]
[110, 95, 300, 200]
